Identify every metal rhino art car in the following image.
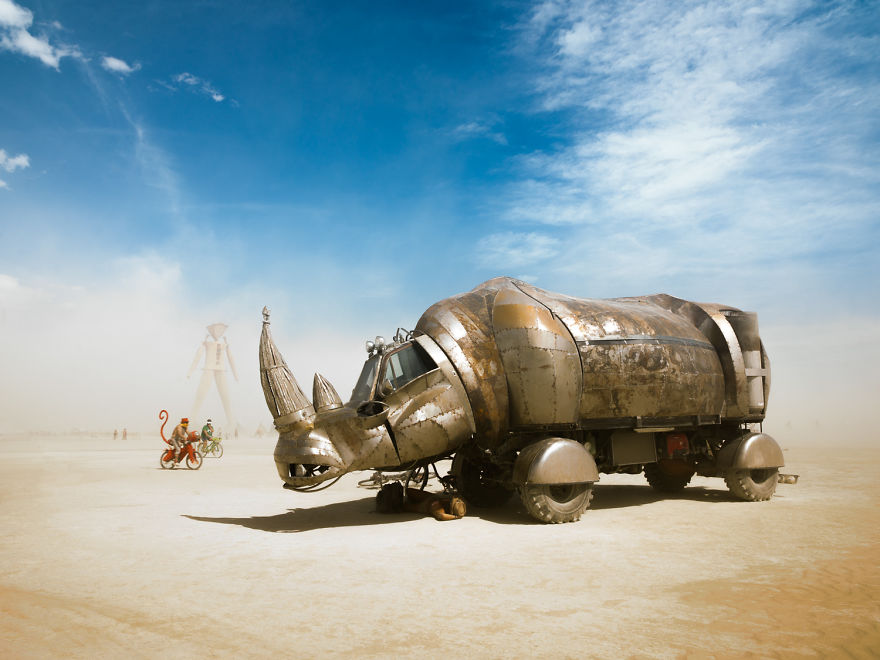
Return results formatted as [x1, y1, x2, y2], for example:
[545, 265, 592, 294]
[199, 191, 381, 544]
[259, 277, 791, 523]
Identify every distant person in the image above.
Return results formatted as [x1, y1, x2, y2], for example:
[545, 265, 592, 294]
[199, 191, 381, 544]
[170, 418, 189, 460]
[122, 428, 127, 441]
[113, 429, 118, 441]
[376, 482, 467, 521]
[200, 419, 213, 452]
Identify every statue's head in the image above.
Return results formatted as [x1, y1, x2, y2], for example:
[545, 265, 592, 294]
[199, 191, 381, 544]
[207, 323, 228, 340]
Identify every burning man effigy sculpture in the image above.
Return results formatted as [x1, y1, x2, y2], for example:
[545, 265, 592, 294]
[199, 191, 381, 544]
[189, 323, 238, 427]
[260, 277, 793, 524]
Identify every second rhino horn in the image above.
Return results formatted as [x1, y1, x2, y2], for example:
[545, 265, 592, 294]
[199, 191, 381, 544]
[313, 373, 343, 413]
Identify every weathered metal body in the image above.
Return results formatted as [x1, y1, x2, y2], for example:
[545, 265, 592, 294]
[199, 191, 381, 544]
[261, 278, 787, 523]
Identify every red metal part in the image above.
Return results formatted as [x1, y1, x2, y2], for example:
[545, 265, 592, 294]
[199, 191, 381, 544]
[159, 409, 170, 445]
[665, 432, 689, 458]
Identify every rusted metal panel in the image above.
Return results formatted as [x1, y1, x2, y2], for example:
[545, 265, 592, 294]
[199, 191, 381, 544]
[415, 278, 512, 446]
[643, 295, 769, 420]
[385, 370, 472, 463]
[512, 282, 727, 423]
[413, 334, 476, 434]
[492, 286, 582, 426]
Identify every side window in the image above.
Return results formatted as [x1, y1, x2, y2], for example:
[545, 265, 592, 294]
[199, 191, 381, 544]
[382, 343, 437, 392]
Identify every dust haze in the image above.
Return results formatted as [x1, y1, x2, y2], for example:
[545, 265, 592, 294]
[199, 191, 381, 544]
[1, 263, 877, 448]
[0, 260, 382, 436]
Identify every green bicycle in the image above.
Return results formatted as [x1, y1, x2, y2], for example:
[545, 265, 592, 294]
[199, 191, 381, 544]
[198, 436, 224, 458]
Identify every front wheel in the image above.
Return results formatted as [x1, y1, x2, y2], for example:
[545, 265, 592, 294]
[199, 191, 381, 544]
[520, 483, 593, 523]
[724, 467, 778, 501]
[210, 443, 223, 458]
[160, 451, 174, 469]
[186, 451, 203, 470]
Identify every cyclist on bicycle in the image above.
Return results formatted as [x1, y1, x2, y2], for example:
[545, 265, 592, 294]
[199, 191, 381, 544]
[200, 419, 213, 451]
[170, 418, 189, 460]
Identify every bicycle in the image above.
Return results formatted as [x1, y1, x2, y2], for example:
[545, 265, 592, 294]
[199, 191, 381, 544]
[198, 436, 224, 458]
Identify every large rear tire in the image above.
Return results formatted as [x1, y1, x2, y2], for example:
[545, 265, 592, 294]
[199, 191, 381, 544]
[520, 483, 593, 524]
[724, 467, 778, 501]
[160, 452, 174, 469]
[644, 460, 694, 493]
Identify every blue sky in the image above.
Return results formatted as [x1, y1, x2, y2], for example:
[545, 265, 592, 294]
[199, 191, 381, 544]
[1, 0, 878, 436]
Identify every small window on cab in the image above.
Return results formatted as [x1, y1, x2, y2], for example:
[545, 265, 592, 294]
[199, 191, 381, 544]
[382, 342, 437, 392]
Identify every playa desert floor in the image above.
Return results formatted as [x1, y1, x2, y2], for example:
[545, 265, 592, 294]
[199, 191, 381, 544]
[1, 434, 878, 659]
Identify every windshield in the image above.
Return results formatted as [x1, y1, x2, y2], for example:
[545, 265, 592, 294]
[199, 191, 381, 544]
[381, 342, 437, 392]
[349, 355, 380, 404]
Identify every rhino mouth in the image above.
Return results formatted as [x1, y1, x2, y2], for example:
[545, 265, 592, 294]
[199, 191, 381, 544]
[279, 461, 341, 486]
[289, 463, 333, 479]
[274, 428, 344, 488]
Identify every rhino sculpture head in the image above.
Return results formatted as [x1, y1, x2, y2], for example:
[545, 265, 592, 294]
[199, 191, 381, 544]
[259, 307, 396, 489]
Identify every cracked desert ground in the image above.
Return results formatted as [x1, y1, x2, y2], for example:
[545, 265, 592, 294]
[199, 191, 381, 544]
[1, 434, 878, 659]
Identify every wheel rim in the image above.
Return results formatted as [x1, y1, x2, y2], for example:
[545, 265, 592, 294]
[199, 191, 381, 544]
[548, 484, 579, 503]
[749, 468, 776, 483]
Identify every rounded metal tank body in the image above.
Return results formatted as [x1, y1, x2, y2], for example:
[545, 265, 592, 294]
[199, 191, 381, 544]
[415, 278, 769, 447]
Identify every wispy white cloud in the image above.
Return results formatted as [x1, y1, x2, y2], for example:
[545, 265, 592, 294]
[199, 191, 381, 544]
[452, 119, 507, 145]
[0, 0, 33, 30]
[477, 231, 561, 268]
[118, 107, 183, 217]
[170, 72, 228, 103]
[495, 1, 880, 300]
[101, 55, 140, 75]
[0, 147, 29, 189]
[0, 148, 28, 172]
[0, 0, 79, 69]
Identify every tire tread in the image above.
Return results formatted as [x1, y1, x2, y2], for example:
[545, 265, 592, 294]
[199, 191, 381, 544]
[521, 484, 593, 524]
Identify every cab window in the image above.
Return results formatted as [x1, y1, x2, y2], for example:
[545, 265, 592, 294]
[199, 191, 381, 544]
[382, 343, 436, 392]
[349, 354, 380, 403]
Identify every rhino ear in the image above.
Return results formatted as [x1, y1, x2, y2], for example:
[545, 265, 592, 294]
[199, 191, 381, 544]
[259, 309, 316, 424]
[313, 373, 343, 413]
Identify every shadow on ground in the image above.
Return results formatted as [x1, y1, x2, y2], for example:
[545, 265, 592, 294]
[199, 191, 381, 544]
[185, 497, 391, 533]
[590, 483, 735, 510]
[185, 483, 736, 532]
[184, 493, 533, 532]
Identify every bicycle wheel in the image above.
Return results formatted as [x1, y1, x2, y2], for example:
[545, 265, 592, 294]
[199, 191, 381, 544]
[186, 451, 203, 470]
[160, 451, 174, 469]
